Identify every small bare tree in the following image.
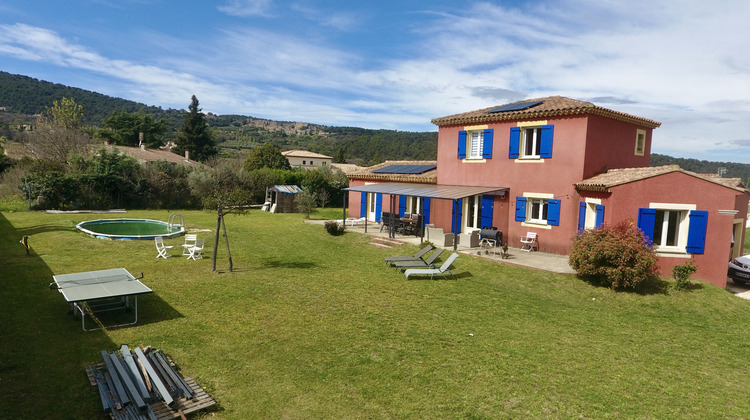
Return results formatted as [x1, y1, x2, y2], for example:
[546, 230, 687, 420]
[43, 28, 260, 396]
[23, 98, 91, 162]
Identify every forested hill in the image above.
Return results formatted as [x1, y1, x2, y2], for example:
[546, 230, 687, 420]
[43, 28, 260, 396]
[2, 71, 749, 173]
[650, 154, 750, 186]
[0, 71, 437, 164]
[0, 71, 171, 123]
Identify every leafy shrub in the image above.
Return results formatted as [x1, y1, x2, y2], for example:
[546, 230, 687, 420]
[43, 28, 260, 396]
[672, 261, 698, 290]
[324, 220, 345, 236]
[569, 220, 659, 290]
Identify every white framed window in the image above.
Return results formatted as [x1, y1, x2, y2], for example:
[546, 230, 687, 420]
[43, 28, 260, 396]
[634, 129, 646, 156]
[463, 195, 481, 230]
[522, 127, 542, 159]
[458, 125, 492, 160]
[584, 202, 598, 229]
[638, 203, 697, 253]
[468, 130, 484, 159]
[368, 193, 377, 221]
[527, 197, 549, 224]
[406, 196, 420, 215]
[516, 193, 560, 226]
[652, 209, 687, 250]
[510, 120, 552, 160]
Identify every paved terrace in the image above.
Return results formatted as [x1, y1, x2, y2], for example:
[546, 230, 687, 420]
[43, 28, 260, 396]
[309, 220, 750, 299]
[310, 221, 575, 275]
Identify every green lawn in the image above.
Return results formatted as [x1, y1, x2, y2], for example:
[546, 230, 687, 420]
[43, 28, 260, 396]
[2, 209, 750, 419]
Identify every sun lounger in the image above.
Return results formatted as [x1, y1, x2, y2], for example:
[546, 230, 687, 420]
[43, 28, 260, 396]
[404, 253, 459, 280]
[391, 248, 444, 272]
[384, 245, 433, 266]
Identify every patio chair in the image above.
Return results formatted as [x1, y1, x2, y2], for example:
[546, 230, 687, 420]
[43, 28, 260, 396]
[181, 234, 198, 256]
[391, 248, 444, 272]
[155, 237, 173, 259]
[186, 239, 204, 260]
[404, 252, 459, 280]
[384, 244, 433, 266]
[520, 232, 538, 252]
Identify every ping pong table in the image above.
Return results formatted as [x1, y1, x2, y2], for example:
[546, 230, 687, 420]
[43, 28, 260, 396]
[51, 268, 152, 331]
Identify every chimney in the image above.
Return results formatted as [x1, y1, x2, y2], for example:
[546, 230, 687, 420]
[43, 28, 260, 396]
[185, 150, 190, 161]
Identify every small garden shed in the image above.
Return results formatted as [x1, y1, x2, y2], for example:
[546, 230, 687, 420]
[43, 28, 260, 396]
[264, 185, 303, 213]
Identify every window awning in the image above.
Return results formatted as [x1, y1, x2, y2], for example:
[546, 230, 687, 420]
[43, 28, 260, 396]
[344, 182, 507, 200]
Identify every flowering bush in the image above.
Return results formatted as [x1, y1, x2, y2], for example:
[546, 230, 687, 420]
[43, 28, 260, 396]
[569, 220, 659, 290]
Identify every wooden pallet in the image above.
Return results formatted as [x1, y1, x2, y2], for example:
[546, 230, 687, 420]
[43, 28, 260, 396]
[149, 378, 216, 419]
[86, 365, 217, 419]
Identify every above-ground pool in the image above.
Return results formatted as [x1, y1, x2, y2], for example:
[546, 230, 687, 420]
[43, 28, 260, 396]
[76, 218, 185, 240]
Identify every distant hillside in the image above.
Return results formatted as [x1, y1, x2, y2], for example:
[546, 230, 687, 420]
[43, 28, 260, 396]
[0, 71, 436, 164]
[0, 71, 176, 124]
[650, 154, 750, 186]
[5, 71, 748, 174]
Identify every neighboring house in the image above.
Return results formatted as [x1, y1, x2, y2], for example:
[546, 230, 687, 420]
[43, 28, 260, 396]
[346, 96, 750, 288]
[111, 144, 199, 167]
[282, 150, 332, 169]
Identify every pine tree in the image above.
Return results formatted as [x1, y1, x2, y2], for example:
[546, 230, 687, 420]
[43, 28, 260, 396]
[175, 95, 218, 162]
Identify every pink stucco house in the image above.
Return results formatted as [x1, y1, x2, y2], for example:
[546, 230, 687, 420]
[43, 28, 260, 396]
[346, 96, 749, 288]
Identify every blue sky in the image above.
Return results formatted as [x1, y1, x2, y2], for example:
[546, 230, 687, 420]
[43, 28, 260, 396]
[1, 1, 749, 163]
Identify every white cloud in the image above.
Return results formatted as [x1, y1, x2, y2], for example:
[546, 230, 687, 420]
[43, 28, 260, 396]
[289, 3, 360, 31]
[218, 0, 274, 17]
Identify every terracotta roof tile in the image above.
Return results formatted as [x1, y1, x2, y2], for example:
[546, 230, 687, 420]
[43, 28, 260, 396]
[431, 96, 661, 128]
[348, 160, 437, 184]
[575, 165, 748, 193]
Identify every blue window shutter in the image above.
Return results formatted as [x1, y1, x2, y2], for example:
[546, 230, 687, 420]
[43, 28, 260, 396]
[595, 205, 605, 228]
[398, 195, 406, 218]
[482, 129, 493, 159]
[547, 199, 561, 226]
[578, 202, 587, 231]
[509, 127, 520, 159]
[637, 208, 656, 244]
[423, 198, 431, 225]
[451, 198, 463, 234]
[515, 197, 527, 222]
[540, 124, 554, 158]
[687, 210, 708, 254]
[360, 192, 367, 218]
[480, 195, 494, 228]
[375, 194, 382, 223]
[458, 131, 467, 159]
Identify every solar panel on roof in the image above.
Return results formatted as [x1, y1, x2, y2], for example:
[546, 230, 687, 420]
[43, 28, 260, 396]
[487, 100, 543, 113]
[372, 165, 437, 174]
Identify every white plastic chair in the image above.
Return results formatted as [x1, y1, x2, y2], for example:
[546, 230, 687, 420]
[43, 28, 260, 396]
[155, 237, 173, 259]
[187, 239, 204, 260]
[520, 232, 538, 252]
[181, 234, 198, 256]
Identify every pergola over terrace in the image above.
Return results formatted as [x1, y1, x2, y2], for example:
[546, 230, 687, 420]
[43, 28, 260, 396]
[343, 182, 507, 249]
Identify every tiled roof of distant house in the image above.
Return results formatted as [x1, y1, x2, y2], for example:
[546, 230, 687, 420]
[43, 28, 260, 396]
[575, 165, 748, 193]
[281, 150, 332, 159]
[112, 145, 199, 166]
[431, 96, 661, 129]
[349, 160, 437, 184]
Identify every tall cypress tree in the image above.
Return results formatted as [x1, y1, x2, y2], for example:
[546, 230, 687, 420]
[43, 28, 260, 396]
[175, 95, 218, 162]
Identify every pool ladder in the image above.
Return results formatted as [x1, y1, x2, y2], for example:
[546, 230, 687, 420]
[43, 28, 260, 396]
[168, 213, 184, 230]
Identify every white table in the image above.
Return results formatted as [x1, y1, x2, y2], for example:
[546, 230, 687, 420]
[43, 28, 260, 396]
[51, 268, 152, 331]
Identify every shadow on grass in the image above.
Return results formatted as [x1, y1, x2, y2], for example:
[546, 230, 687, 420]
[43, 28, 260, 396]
[0, 212, 119, 418]
[64, 293, 183, 330]
[575, 274, 672, 295]
[259, 258, 317, 269]
[17, 222, 75, 236]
